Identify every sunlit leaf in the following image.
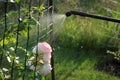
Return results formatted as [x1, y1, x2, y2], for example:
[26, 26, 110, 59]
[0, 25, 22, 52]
[4, 39, 9, 45]
[15, 60, 19, 64]
[21, 30, 27, 37]
[9, 47, 15, 51]
[2, 68, 8, 72]
[10, 37, 16, 43]
[15, 0, 20, 3]
[33, 4, 45, 12]
[0, 40, 3, 46]
[39, 4, 45, 11]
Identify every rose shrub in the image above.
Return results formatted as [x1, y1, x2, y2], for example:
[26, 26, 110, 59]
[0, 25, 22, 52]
[27, 42, 52, 76]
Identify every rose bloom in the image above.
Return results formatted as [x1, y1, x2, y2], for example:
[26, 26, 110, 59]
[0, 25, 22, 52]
[30, 42, 52, 75]
[32, 42, 52, 55]
[39, 64, 52, 76]
[43, 54, 51, 64]
[38, 42, 52, 54]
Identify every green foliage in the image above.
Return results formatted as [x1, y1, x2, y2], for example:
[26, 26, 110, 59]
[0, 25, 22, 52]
[0, 3, 46, 79]
[23, 18, 37, 25]
[15, 0, 21, 3]
[33, 4, 45, 17]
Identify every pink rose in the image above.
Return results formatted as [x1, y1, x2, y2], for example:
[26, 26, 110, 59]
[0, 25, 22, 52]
[33, 42, 52, 54]
[38, 42, 52, 54]
[43, 54, 51, 64]
[31, 42, 52, 75]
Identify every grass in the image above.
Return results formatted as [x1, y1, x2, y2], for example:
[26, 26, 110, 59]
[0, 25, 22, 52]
[47, 47, 120, 80]
[56, 16, 119, 50]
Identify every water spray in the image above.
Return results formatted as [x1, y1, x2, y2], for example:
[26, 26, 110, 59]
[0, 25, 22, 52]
[66, 10, 120, 23]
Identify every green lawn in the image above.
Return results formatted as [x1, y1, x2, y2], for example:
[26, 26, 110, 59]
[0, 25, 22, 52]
[46, 47, 120, 80]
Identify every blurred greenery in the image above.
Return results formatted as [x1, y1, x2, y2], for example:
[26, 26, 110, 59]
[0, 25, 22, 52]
[0, 1, 46, 79]
[54, 0, 120, 60]
[52, 0, 120, 80]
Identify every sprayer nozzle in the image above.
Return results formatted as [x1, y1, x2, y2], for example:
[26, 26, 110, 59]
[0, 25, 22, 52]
[65, 11, 72, 17]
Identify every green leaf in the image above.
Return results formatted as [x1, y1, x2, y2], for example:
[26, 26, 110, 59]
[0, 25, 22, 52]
[12, 24, 18, 28]
[4, 39, 9, 45]
[10, 37, 16, 43]
[15, 0, 21, 3]
[0, 40, 3, 46]
[21, 30, 27, 37]
[39, 4, 45, 11]
[23, 19, 36, 25]
[41, 76, 45, 80]
[0, 72, 5, 80]
[33, 4, 45, 12]
[33, 7, 40, 11]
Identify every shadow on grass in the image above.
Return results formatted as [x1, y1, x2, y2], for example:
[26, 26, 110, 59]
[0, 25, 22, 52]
[96, 55, 120, 78]
[54, 47, 104, 80]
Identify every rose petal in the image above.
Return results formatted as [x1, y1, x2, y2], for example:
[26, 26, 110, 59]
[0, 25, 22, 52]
[38, 42, 52, 54]
[43, 55, 51, 64]
[39, 64, 52, 76]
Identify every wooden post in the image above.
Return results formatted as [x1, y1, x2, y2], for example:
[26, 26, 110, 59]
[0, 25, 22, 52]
[49, 0, 55, 80]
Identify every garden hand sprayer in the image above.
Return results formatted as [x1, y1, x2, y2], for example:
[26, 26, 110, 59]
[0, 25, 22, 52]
[65, 10, 120, 23]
